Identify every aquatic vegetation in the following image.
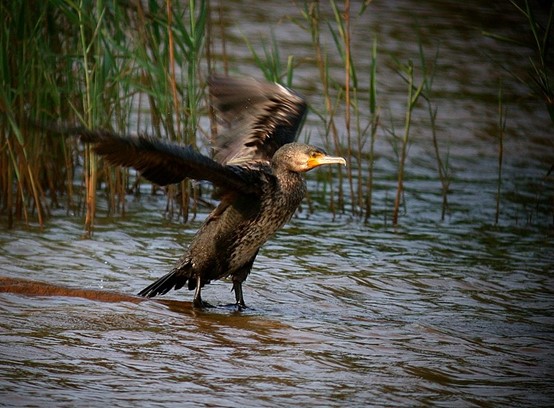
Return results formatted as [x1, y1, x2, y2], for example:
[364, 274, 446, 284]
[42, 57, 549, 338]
[0, 0, 552, 230]
[391, 61, 424, 226]
[0, 0, 208, 230]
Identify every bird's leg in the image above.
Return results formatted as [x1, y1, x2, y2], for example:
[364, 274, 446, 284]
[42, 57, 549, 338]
[192, 275, 213, 308]
[192, 282, 204, 308]
[232, 280, 247, 310]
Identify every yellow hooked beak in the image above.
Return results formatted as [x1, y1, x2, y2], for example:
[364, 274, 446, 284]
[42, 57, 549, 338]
[306, 152, 347, 170]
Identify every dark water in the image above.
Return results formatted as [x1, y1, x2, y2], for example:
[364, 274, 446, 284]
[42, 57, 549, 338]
[1, 0, 553, 406]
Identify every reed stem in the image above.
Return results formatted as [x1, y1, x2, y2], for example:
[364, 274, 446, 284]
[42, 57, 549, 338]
[392, 61, 423, 226]
[365, 38, 379, 222]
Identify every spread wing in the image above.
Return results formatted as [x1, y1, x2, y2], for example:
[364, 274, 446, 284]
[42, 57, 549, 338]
[208, 75, 308, 165]
[73, 128, 262, 195]
[54, 76, 307, 194]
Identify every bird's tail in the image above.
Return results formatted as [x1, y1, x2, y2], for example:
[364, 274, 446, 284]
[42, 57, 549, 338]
[137, 267, 192, 298]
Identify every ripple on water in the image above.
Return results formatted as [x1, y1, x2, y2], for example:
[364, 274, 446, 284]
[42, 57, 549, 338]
[2, 206, 553, 407]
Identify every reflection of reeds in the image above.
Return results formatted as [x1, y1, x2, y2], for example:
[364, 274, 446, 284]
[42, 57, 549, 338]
[496, 81, 506, 226]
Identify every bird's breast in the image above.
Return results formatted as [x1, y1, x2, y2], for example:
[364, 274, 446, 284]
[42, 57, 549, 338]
[226, 176, 306, 268]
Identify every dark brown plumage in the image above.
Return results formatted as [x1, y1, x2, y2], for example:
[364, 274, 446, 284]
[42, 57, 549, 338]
[76, 76, 346, 308]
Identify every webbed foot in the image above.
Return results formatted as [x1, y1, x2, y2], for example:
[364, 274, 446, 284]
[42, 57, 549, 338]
[193, 298, 215, 309]
[192, 277, 214, 308]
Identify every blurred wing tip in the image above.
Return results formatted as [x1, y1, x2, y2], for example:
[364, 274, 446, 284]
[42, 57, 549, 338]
[208, 75, 308, 164]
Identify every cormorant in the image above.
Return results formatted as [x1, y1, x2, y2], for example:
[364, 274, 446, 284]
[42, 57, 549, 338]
[77, 75, 346, 308]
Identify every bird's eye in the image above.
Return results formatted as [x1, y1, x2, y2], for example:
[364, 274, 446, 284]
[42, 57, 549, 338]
[310, 151, 319, 158]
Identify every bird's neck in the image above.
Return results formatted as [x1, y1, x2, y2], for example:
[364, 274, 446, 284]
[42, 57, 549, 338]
[273, 167, 306, 200]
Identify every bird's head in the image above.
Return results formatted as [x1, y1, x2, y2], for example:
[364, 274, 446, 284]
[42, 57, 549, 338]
[272, 143, 346, 173]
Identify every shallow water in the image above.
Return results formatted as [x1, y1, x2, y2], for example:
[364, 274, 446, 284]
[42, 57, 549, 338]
[1, 208, 553, 407]
[1, 0, 554, 406]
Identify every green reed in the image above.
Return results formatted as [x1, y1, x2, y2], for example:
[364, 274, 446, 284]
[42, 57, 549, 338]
[244, 29, 296, 86]
[330, 0, 354, 216]
[0, 2, 66, 228]
[0, 0, 208, 230]
[218, 0, 385, 221]
[391, 61, 424, 226]
[294, 1, 384, 219]
[2, 0, 506, 231]
[363, 38, 379, 222]
[418, 41, 451, 222]
[484, 0, 552, 223]
[299, 1, 338, 215]
[130, 0, 208, 221]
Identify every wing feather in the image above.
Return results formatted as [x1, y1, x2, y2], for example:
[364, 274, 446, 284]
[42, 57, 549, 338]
[75, 128, 261, 195]
[50, 76, 307, 195]
[208, 75, 307, 165]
